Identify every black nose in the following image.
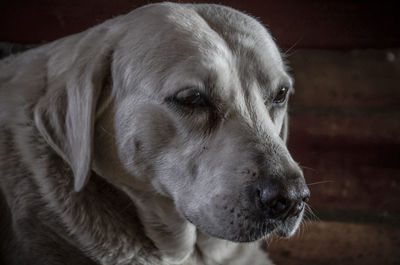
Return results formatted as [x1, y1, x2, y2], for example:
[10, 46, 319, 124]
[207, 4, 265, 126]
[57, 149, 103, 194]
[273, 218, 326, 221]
[253, 179, 310, 219]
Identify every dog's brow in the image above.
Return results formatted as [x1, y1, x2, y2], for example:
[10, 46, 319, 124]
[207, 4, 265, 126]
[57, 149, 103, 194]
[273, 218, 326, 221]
[279, 78, 292, 90]
[204, 73, 225, 101]
[271, 76, 293, 92]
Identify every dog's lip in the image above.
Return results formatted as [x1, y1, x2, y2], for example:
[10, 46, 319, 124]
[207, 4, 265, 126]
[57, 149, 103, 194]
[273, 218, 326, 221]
[271, 214, 303, 238]
[181, 205, 303, 242]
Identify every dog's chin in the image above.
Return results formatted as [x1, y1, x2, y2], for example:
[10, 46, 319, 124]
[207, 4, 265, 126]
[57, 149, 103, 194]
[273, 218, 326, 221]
[187, 210, 304, 243]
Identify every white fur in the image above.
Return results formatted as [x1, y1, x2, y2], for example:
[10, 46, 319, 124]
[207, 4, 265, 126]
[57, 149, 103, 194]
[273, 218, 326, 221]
[0, 3, 309, 265]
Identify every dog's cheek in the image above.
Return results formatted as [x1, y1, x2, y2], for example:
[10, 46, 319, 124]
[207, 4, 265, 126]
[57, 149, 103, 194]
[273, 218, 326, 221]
[114, 103, 180, 179]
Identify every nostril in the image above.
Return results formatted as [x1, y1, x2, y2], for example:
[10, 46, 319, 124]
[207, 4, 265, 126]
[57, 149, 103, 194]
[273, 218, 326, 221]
[256, 186, 277, 207]
[265, 197, 290, 218]
[255, 185, 291, 218]
[288, 194, 309, 217]
[302, 191, 310, 205]
[292, 201, 305, 216]
[252, 178, 310, 219]
[298, 201, 305, 210]
[271, 198, 288, 213]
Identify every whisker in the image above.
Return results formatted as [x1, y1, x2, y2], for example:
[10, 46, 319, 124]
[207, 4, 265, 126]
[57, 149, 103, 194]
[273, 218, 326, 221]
[299, 219, 309, 238]
[283, 37, 303, 56]
[300, 165, 318, 172]
[304, 204, 320, 222]
[307, 180, 335, 186]
[264, 235, 276, 246]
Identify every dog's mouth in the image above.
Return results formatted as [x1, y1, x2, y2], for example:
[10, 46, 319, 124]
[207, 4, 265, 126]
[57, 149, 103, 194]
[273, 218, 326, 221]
[271, 213, 304, 238]
[233, 209, 305, 242]
[184, 206, 305, 243]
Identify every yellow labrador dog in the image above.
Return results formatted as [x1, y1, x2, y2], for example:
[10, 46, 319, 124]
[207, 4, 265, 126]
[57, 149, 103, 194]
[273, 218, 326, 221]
[0, 2, 309, 265]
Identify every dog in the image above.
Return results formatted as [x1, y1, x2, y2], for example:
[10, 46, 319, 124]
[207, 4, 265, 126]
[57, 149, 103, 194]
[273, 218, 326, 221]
[0, 2, 309, 265]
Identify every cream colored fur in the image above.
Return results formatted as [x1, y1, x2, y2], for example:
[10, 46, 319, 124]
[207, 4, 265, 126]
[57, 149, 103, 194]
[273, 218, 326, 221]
[0, 3, 308, 265]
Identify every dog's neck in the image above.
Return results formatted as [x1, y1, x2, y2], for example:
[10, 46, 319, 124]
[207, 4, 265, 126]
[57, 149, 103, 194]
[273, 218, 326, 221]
[34, 163, 160, 264]
[121, 185, 198, 264]
[39, 166, 266, 265]
[82, 172, 255, 265]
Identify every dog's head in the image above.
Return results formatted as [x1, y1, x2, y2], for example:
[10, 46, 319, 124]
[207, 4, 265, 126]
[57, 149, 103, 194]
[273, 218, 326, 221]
[34, 3, 309, 243]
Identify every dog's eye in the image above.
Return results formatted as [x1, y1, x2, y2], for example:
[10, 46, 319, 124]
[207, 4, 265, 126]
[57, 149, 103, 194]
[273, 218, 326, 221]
[273, 86, 289, 104]
[173, 88, 210, 108]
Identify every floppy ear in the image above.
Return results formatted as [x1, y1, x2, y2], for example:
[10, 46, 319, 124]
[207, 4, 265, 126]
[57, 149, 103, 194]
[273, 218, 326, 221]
[279, 112, 289, 144]
[34, 43, 111, 192]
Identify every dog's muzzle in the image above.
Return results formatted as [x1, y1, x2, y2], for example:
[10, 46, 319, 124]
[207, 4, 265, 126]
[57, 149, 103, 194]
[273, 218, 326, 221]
[251, 177, 310, 221]
[243, 168, 310, 239]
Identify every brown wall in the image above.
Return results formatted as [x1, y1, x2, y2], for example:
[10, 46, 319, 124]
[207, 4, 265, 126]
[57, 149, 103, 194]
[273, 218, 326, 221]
[288, 49, 400, 214]
[1, 0, 399, 49]
[1, 2, 399, 264]
[1, 0, 399, 227]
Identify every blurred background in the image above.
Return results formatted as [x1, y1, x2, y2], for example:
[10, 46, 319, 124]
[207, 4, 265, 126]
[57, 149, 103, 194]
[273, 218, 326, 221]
[1, 0, 399, 264]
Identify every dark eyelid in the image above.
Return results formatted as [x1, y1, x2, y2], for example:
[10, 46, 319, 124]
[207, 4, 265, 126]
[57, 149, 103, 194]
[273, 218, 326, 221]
[278, 81, 291, 92]
[166, 87, 212, 110]
[176, 86, 206, 96]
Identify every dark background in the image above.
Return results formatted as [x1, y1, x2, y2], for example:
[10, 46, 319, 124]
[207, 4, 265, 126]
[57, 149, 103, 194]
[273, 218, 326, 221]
[1, 0, 399, 49]
[1, 1, 399, 264]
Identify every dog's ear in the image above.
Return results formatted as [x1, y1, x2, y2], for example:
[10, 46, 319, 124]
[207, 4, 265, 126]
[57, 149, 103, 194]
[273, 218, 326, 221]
[34, 43, 112, 192]
[279, 112, 289, 144]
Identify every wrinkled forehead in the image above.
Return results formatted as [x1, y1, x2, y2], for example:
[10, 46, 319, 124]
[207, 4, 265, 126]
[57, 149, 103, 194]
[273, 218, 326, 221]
[117, 3, 290, 97]
[193, 4, 287, 74]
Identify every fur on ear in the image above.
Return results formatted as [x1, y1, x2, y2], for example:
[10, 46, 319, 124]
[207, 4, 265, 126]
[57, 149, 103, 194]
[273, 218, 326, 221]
[279, 112, 289, 144]
[34, 34, 113, 192]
